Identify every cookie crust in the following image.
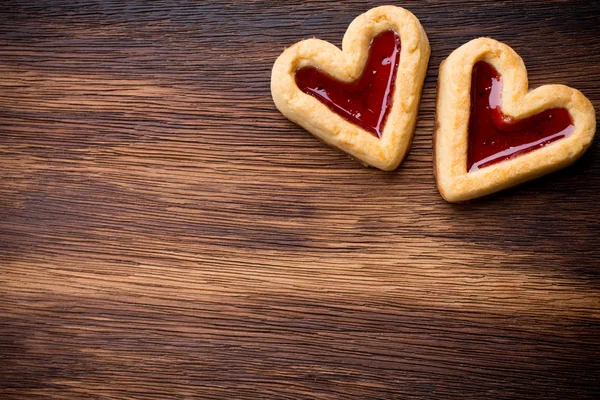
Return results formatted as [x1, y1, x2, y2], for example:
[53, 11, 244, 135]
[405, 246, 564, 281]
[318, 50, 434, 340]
[435, 38, 596, 202]
[271, 6, 430, 171]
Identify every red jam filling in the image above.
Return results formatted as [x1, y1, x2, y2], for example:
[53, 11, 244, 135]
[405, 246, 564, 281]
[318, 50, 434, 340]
[294, 30, 401, 138]
[468, 61, 574, 172]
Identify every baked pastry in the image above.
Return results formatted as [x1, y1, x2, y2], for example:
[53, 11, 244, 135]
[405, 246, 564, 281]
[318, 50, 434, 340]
[435, 38, 596, 202]
[271, 6, 430, 171]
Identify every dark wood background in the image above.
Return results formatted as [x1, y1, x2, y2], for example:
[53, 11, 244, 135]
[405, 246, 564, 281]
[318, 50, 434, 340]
[1, 1, 599, 399]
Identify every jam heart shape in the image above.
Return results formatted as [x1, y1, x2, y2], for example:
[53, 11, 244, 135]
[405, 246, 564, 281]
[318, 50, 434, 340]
[294, 30, 401, 139]
[467, 61, 575, 172]
[435, 38, 596, 202]
[271, 6, 430, 171]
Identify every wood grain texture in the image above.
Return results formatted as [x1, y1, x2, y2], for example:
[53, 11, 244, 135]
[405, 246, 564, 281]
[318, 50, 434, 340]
[0, 1, 599, 399]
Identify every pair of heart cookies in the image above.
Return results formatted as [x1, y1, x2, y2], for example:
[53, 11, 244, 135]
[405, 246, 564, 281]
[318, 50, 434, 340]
[270, 6, 596, 202]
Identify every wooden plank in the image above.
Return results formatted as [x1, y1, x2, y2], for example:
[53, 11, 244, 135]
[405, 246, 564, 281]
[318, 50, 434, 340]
[0, 1, 599, 398]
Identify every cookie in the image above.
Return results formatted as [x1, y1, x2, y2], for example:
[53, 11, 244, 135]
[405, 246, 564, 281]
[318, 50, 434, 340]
[271, 6, 430, 171]
[435, 38, 596, 202]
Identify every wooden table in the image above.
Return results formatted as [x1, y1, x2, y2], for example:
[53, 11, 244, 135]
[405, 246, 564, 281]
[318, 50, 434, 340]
[1, 1, 599, 398]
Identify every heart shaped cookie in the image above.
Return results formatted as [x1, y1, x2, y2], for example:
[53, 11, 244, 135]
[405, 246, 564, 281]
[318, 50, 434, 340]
[271, 6, 430, 171]
[435, 38, 596, 202]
